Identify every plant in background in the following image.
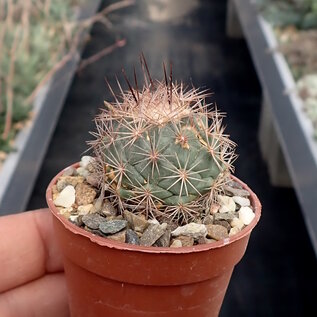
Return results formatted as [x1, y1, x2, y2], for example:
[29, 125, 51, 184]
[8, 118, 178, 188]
[89, 57, 236, 225]
[255, 0, 317, 138]
[256, 0, 317, 29]
[0, 0, 132, 166]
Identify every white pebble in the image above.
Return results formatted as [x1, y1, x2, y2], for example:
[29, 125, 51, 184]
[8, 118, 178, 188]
[239, 207, 255, 225]
[217, 195, 236, 213]
[231, 217, 244, 230]
[80, 156, 94, 168]
[76, 167, 89, 178]
[229, 226, 241, 237]
[54, 185, 75, 208]
[172, 223, 207, 239]
[78, 204, 93, 215]
[148, 219, 160, 225]
[170, 240, 182, 248]
[232, 196, 250, 207]
[69, 215, 79, 222]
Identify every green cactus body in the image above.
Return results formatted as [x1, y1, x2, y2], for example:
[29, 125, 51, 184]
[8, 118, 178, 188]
[91, 63, 236, 223]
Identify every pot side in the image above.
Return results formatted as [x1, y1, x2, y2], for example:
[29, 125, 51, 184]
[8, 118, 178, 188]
[46, 163, 261, 317]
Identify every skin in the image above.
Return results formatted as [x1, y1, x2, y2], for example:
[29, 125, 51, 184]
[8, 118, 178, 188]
[0, 209, 69, 317]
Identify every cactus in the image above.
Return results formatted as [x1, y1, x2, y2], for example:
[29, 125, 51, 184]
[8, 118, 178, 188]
[90, 57, 236, 224]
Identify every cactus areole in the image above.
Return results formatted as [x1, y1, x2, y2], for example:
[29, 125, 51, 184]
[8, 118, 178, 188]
[90, 56, 236, 224]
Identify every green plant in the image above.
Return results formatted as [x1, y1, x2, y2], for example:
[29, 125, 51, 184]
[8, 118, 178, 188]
[0, 0, 132, 155]
[256, 0, 317, 29]
[90, 58, 236, 224]
[0, 0, 76, 152]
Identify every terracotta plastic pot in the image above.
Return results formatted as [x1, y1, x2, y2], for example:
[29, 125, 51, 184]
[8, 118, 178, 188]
[46, 163, 261, 317]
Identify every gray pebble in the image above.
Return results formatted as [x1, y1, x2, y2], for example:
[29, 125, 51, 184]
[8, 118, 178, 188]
[155, 229, 171, 247]
[203, 215, 214, 225]
[213, 220, 231, 232]
[224, 185, 250, 197]
[62, 167, 76, 176]
[99, 220, 127, 235]
[126, 229, 140, 245]
[69, 215, 84, 227]
[82, 214, 106, 230]
[140, 224, 167, 246]
[214, 212, 236, 221]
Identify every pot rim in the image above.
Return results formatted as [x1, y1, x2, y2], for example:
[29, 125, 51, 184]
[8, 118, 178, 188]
[46, 162, 261, 254]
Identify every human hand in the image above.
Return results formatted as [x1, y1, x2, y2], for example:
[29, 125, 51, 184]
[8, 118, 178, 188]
[0, 209, 69, 317]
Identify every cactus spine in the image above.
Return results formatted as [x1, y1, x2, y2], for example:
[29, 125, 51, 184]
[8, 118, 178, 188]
[90, 56, 236, 224]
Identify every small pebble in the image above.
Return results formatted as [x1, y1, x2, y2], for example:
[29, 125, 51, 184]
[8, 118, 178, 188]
[80, 156, 95, 168]
[203, 215, 214, 225]
[62, 167, 76, 176]
[99, 220, 127, 235]
[172, 223, 207, 239]
[77, 204, 93, 215]
[155, 229, 171, 247]
[140, 223, 167, 246]
[56, 176, 84, 192]
[100, 199, 117, 217]
[229, 227, 241, 237]
[76, 167, 89, 178]
[213, 220, 231, 232]
[239, 207, 255, 225]
[107, 230, 126, 243]
[126, 229, 140, 245]
[82, 214, 106, 230]
[170, 240, 182, 248]
[217, 195, 236, 213]
[177, 235, 194, 247]
[75, 183, 97, 205]
[124, 210, 149, 233]
[197, 236, 216, 244]
[230, 217, 244, 230]
[206, 224, 229, 241]
[226, 180, 243, 189]
[148, 219, 160, 225]
[54, 185, 76, 208]
[86, 175, 99, 187]
[69, 215, 83, 227]
[209, 203, 220, 214]
[232, 196, 250, 207]
[58, 206, 73, 215]
[224, 185, 250, 197]
[214, 212, 236, 221]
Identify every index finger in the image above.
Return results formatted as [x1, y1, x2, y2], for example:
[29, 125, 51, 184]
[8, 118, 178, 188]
[0, 209, 64, 292]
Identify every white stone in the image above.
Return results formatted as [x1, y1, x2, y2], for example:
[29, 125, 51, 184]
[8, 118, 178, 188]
[239, 207, 255, 225]
[58, 207, 73, 215]
[217, 195, 236, 213]
[229, 226, 241, 237]
[170, 240, 182, 248]
[230, 217, 244, 230]
[54, 185, 75, 208]
[172, 223, 207, 239]
[80, 156, 94, 168]
[219, 205, 232, 213]
[148, 219, 160, 225]
[78, 204, 93, 215]
[76, 167, 89, 178]
[232, 196, 250, 207]
[69, 215, 79, 222]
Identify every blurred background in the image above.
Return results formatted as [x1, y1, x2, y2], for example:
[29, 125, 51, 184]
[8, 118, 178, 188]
[0, 0, 317, 316]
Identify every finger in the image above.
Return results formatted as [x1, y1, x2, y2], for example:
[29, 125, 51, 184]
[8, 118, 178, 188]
[0, 209, 64, 292]
[0, 273, 69, 317]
